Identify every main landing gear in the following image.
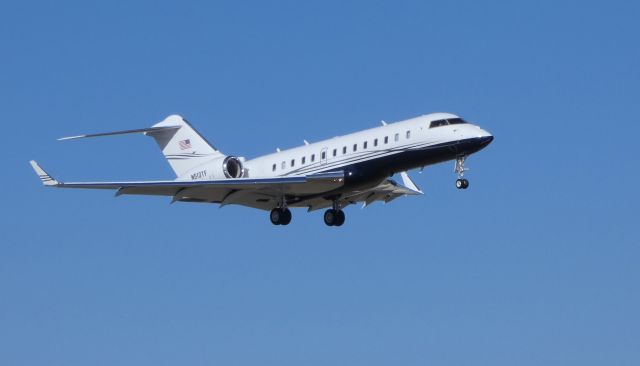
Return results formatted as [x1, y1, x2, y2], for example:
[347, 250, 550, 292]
[270, 200, 347, 227]
[455, 155, 470, 190]
[323, 208, 345, 227]
[324, 200, 346, 227]
[270, 207, 292, 225]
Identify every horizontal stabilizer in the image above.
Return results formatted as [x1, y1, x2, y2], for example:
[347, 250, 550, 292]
[56, 115, 223, 178]
[29, 160, 59, 186]
[58, 126, 181, 141]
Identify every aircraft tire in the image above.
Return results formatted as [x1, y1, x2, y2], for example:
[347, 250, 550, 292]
[335, 210, 345, 226]
[281, 208, 292, 225]
[324, 209, 337, 226]
[270, 208, 282, 225]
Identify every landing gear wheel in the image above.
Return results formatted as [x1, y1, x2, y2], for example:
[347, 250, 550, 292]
[335, 210, 345, 226]
[270, 208, 292, 225]
[280, 208, 292, 225]
[270, 208, 282, 225]
[324, 209, 337, 226]
[456, 178, 469, 189]
[324, 209, 345, 226]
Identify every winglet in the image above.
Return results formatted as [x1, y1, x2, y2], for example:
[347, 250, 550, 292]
[399, 171, 423, 194]
[29, 160, 59, 186]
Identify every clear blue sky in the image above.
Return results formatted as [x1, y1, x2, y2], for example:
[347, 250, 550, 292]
[2, 1, 639, 365]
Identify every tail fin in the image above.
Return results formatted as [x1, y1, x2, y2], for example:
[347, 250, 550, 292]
[147, 115, 224, 177]
[58, 115, 224, 177]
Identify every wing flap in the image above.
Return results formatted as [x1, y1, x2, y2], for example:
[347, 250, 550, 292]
[56, 176, 309, 190]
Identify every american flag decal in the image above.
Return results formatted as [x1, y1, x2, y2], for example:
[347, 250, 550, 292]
[178, 139, 192, 150]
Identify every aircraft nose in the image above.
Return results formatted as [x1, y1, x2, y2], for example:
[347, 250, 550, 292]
[480, 134, 494, 146]
[478, 130, 494, 147]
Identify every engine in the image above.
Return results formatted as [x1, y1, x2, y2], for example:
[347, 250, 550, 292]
[187, 155, 245, 181]
[221, 156, 244, 178]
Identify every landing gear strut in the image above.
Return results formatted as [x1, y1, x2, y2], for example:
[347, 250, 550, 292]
[454, 155, 470, 189]
[270, 207, 292, 225]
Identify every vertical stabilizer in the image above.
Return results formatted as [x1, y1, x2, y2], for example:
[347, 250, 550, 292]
[147, 115, 224, 177]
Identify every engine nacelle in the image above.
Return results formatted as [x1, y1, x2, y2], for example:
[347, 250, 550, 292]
[186, 155, 245, 181]
[220, 155, 244, 178]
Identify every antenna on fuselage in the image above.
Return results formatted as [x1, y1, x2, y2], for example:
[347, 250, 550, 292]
[276, 148, 281, 152]
[381, 120, 387, 126]
[303, 140, 309, 145]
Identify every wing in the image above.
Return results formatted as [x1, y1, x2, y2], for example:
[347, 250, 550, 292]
[301, 171, 423, 211]
[30, 161, 344, 210]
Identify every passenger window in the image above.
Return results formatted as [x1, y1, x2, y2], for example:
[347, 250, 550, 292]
[406, 130, 410, 139]
[374, 138, 378, 147]
[311, 154, 315, 162]
[343, 146, 347, 154]
[321, 151, 326, 159]
[353, 143, 357, 152]
[333, 148, 337, 157]
[272, 163, 276, 171]
[363, 141, 368, 149]
[302, 156, 306, 164]
[394, 133, 399, 142]
[384, 136, 388, 144]
[291, 159, 295, 167]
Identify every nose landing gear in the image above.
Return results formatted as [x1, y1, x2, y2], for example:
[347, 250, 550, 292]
[456, 178, 469, 189]
[454, 155, 470, 190]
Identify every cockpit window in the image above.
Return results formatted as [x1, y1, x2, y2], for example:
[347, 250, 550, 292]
[447, 118, 467, 125]
[429, 119, 448, 128]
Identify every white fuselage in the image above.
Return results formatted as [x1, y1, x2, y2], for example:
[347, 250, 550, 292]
[242, 112, 492, 180]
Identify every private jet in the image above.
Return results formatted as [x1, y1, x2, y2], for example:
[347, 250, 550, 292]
[30, 112, 493, 226]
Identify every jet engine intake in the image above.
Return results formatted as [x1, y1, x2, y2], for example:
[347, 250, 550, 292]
[222, 156, 244, 178]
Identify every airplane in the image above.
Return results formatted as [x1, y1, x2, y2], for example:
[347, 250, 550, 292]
[30, 112, 493, 226]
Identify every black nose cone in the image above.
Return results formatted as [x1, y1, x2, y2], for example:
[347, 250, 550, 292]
[481, 135, 494, 146]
